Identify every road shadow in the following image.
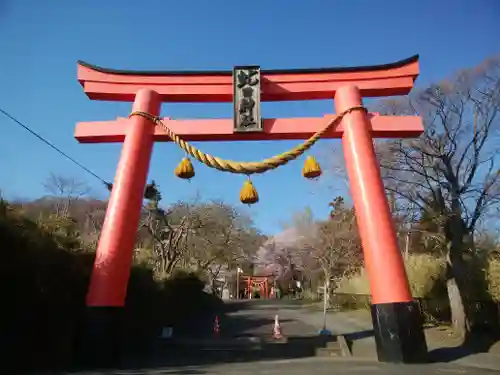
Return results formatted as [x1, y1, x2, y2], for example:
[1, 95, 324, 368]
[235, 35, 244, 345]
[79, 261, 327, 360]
[119, 334, 340, 371]
[344, 329, 375, 341]
[159, 299, 296, 340]
[67, 299, 341, 373]
[428, 329, 500, 363]
[221, 299, 306, 312]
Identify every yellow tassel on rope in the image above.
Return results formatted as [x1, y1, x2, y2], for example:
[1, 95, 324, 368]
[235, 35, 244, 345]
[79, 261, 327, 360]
[174, 157, 195, 179]
[240, 180, 259, 204]
[302, 155, 322, 179]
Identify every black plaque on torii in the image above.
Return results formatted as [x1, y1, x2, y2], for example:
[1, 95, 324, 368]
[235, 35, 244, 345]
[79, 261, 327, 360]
[233, 66, 263, 132]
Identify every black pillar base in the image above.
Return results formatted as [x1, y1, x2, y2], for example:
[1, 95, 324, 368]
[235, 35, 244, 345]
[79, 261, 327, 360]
[75, 307, 125, 368]
[371, 300, 428, 364]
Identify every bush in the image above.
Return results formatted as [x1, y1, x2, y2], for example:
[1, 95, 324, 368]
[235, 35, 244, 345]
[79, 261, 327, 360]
[406, 254, 446, 298]
[159, 269, 222, 326]
[487, 256, 500, 302]
[302, 288, 320, 302]
[335, 254, 446, 299]
[0, 202, 92, 373]
[0, 200, 221, 373]
[334, 252, 500, 326]
[335, 268, 370, 295]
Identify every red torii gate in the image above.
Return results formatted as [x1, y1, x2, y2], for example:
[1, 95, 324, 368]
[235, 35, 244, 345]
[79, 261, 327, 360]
[75, 55, 427, 364]
[242, 275, 271, 299]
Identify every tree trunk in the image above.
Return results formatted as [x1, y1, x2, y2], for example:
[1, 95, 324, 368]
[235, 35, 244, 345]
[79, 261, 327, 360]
[446, 245, 471, 338]
[443, 203, 473, 339]
[446, 273, 469, 338]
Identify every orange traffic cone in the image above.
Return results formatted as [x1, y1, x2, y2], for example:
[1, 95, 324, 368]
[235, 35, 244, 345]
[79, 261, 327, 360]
[213, 315, 220, 338]
[272, 314, 283, 340]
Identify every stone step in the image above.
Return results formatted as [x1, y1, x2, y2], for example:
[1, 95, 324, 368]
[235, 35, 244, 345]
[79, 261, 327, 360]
[158, 335, 333, 348]
[159, 336, 263, 347]
[315, 347, 341, 357]
[156, 336, 339, 351]
[155, 335, 344, 359]
[326, 340, 339, 349]
[124, 341, 344, 369]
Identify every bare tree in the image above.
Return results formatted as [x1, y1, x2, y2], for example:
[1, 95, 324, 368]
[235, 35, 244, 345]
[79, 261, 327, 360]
[80, 206, 107, 249]
[140, 187, 263, 284]
[42, 173, 90, 217]
[186, 201, 262, 291]
[376, 56, 500, 337]
[299, 197, 362, 289]
[141, 185, 192, 278]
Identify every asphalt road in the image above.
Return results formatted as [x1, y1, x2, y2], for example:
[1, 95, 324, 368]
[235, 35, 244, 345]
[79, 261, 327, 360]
[66, 300, 500, 374]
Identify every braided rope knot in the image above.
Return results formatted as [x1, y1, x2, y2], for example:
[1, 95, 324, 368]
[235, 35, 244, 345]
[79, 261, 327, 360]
[129, 105, 367, 175]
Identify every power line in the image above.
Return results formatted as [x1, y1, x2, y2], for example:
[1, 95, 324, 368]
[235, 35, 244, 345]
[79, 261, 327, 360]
[0, 107, 112, 190]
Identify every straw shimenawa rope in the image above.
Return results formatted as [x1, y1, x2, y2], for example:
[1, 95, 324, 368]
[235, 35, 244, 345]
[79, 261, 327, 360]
[129, 105, 367, 175]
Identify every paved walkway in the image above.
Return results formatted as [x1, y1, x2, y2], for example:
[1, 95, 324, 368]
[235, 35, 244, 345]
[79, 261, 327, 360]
[277, 305, 374, 335]
[220, 300, 319, 339]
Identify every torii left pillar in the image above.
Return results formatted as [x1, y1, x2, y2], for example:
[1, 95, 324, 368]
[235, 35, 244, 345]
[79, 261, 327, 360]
[81, 89, 161, 366]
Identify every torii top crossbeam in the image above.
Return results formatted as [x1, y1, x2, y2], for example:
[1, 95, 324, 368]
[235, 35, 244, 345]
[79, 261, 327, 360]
[77, 55, 419, 102]
[75, 55, 422, 143]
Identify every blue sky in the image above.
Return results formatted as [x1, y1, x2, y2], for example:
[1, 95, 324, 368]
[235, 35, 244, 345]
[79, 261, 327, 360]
[0, 0, 498, 235]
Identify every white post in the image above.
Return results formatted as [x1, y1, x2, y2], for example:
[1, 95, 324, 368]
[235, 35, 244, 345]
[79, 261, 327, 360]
[404, 231, 411, 261]
[322, 279, 329, 331]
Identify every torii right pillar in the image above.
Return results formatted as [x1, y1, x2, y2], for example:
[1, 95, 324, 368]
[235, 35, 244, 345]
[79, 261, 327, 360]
[335, 85, 428, 363]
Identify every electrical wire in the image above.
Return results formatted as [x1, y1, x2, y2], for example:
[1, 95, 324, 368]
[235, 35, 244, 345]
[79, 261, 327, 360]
[0, 107, 112, 190]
